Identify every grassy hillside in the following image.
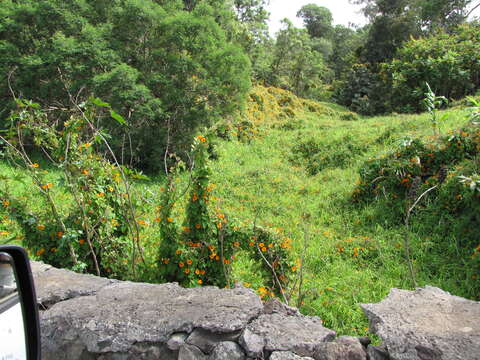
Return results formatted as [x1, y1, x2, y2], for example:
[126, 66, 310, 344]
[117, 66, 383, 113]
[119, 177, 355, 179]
[209, 87, 479, 335]
[1, 87, 478, 337]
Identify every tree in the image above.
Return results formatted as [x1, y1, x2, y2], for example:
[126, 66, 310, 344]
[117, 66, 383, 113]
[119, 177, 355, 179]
[297, 4, 333, 39]
[268, 20, 326, 98]
[0, 0, 251, 171]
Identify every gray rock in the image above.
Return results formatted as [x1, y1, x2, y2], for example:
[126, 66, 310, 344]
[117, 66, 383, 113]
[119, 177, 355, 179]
[167, 333, 188, 351]
[313, 336, 366, 360]
[239, 328, 265, 358]
[366, 345, 390, 360]
[40, 273, 262, 359]
[179, 344, 207, 360]
[186, 328, 241, 353]
[31, 261, 116, 308]
[208, 341, 245, 360]
[362, 286, 480, 360]
[263, 298, 300, 316]
[270, 351, 315, 360]
[244, 313, 336, 357]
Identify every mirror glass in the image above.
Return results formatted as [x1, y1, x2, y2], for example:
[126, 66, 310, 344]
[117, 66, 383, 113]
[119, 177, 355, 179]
[0, 252, 27, 360]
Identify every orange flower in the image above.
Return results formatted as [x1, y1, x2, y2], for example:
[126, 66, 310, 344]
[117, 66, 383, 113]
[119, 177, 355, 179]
[41, 183, 53, 190]
[167, 217, 174, 223]
[195, 224, 201, 229]
[197, 279, 203, 285]
[209, 253, 216, 259]
[195, 269, 200, 275]
[36, 224, 45, 231]
[35, 248, 45, 256]
[175, 249, 182, 255]
[291, 265, 297, 272]
[249, 242, 255, 247]
[82, 169, 89, 175]
[2, 200, 10, 207]
[184, 269, 190, 274]
[97, 192, 105, 197]
[217, 222, 222, 229]
[259, 243, 265, 248]
[137, 220, 147, 226]
[215, 255, 220, 261]
[30, 163, 40, 168]
[207, 245, 215, 251]
[50, 248, 57, 253]
[187, 259, 193, 265]
[261, 247, 267, 252]
[182, 226, 191, 233]
[79, 239, 85, 245]
[179, 262, 185, 268]
[57, 232, 63, 238]
[223, 259, 230, 265]
[268, 243, 274, 248]
[162, 258, 170, 265]
[200, 270, 206, 275]
[192, 193, 198, 201]
[234, 241, 240, 247]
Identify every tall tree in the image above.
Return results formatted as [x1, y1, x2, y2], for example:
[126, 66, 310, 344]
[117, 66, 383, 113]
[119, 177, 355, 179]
[297, 4, 333, 39]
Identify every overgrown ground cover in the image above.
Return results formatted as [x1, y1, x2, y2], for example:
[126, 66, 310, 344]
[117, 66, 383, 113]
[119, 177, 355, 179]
[1, 88, 478, 337]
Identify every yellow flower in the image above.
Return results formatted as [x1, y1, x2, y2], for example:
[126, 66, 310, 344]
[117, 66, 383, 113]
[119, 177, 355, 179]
[30, 163, 40, 168]
[243, 282, 251, 288]
[97, 192, 105, 197]
[2, 200, 10, 207]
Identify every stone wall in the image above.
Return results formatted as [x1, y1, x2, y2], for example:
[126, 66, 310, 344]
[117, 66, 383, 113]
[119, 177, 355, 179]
[31, 262, 480, 360]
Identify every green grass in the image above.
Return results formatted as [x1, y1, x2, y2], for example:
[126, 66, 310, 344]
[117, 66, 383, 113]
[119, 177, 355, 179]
[207, 107, 474, 336]
[0, 104, 475, 337]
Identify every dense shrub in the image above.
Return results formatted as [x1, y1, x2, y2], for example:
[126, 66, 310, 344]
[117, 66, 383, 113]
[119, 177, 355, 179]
[333, 64, 390, 116]
[353, 115, 480, 298]
[291, 135, 369, 175]
[383, 24, 480, 113]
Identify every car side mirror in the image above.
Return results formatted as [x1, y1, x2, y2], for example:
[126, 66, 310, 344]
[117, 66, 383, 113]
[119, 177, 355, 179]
[0, 245, 41, 359]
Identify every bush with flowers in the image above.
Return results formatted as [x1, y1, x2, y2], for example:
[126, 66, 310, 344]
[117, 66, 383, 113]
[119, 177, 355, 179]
[0, 99, 141, 278]
[156, 135, 296, 295]
[352, 106, 480, 298]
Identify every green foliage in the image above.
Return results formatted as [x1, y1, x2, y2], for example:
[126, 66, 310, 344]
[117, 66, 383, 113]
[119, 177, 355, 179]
[291, 135, 369, 175]
[266, 20, 327, 100]
[0, 99, 140, 277]
[384, 24, 480, 113]
[423, 83, 449, 135]
[0, 0, 251, 171]
[333, 64, 389, 115]
[297, 4, 333, 39]
[353, 115, 480, 298]
[156, 135, 295, 293]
